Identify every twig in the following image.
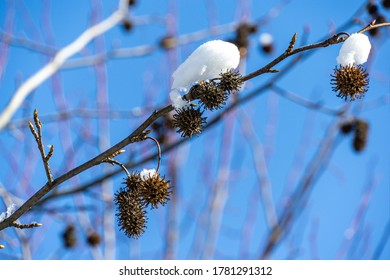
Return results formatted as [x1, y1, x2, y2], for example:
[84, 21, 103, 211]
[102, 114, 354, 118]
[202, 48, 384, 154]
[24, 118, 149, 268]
[358, 20, 390, 34]
[0, 0, 129, 131]
[102, 157, 131, 180]
[11, 221, 42, 229]
[259, 120, 341, 259]
[0, 105, 172, 231]
[28, 109, 54, 183]
[146, 136, 162, 172]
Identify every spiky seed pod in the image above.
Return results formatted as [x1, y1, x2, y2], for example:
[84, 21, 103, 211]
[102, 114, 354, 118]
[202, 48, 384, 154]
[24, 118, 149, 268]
[331, 65, 369, 101]
[340, 120, 355, 134]
[196, 81, 229, 111]
[218, 69, 243, 94]
[86, 232, 101, 247]
[114, 188, 147, 238]
[353, 119, 369, 152]
[124, 172, 143, 193]
[172, 106, 207, 137]
[139, 173, 172, 209]
[366, 3, 379, 15]
[382, 0, 390, 9]
[122, 19, 133, 32]
[62, 225, 77, 249]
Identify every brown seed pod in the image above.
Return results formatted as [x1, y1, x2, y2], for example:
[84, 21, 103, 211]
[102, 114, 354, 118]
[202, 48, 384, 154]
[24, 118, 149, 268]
[62, 224, 77, 249]
[86, 232, 101, 247]
[353, 119, 369, 152]
[172, 106, 207, 137]
[197, 81, 229, 111]
[218, 69, 243, 94]
[114, 188, 147, 238]
[331, 64, 369, 101]
[139, 173, 172, 209]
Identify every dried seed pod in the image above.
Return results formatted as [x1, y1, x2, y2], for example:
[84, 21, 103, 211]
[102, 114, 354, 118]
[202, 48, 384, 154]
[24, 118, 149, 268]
[382, 0, 390, 9]
[366, 3, 379, 15]
[62, 224, 77, 249]
[331, 65, 369, 101]
[172, 106, 207, 137]
[122, 19, 133, 32]
[86, 232, 101, 247]
[218, 69, 243, 94]
[139, 173, 172, 209]
[353, 119, 369, 152]
[195, 81, 229, 111]
[124, 172, 143, 193]
[340, 120, 355, 134]
[114, 188, 147, 238]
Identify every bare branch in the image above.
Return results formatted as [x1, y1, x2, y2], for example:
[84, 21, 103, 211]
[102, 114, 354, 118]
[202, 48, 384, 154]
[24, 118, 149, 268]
[0, 2, 129, 131]
[28, 109, 54, 183]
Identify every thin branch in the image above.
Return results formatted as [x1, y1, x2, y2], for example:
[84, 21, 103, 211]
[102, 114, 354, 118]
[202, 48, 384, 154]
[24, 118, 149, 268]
[0, 105, 172, 231]
[28, 109, 54, 183]
[146, 136, 162, 172]
[0, 1, 129, 131]
[11, 221, 42, 229]
[102, 158, 131, 180]
[358, 20, 390, 34]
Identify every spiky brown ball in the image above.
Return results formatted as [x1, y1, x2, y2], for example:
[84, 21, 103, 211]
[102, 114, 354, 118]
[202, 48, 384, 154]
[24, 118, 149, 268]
[195, 81, 229, 111]
[353, 119, 369, 152]
[218, 69, 243, 94]
[139, 174, 172, 209]
[331, 65, 369, 101]
[114, 188, 147, 238]
[172, 107, 207, 137]
[124, 172, 143, 192]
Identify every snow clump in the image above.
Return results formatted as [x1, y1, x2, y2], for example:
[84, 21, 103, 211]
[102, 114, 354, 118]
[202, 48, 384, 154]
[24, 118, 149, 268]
[170, 40, 240, 109]
[336, 33, 371, 66]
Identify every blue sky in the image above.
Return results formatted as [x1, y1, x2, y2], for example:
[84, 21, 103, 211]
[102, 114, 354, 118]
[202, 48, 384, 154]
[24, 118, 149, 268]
[0, 0, 389, 260]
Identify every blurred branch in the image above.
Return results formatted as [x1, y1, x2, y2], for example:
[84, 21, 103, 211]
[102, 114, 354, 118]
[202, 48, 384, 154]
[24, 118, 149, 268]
[0, 30, 58, 56]
[0, 0, 129, 131]
[259, 120, 341, 259]
[271, 85, 347, 116]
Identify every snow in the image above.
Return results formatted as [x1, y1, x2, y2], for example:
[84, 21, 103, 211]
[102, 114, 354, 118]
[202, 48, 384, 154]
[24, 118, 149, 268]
[170, 90, 190, 109]
[259, 33, 273, 45]
[336, 33, 371, 66]
[140, 168, 157, 181]
[171, 40, 240, 89]
[169, 40, 240, 109]
[0, 203, 16, 223]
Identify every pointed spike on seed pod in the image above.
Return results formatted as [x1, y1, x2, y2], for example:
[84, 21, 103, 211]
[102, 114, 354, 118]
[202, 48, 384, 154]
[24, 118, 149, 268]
[286, 33, 297, 53]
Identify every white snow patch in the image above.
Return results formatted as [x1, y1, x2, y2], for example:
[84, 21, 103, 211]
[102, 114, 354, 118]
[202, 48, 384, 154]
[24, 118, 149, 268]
[0, 203, 16, 223]
[140, 168, 157, 181]
[259, 32, 273, 45]
[336, 33, 371, 66]
[169, 89, 190, 110]
[171, 40, 240, 90]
